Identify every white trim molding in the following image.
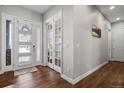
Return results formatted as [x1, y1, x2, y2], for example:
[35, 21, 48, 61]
[0, 71, 4, 75]
[61, 74, 74, 84]
[61, 61, 108, 85]
[72, 61, 108, 85]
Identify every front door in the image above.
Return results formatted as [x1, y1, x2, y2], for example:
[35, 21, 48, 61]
[14, 19, 34, 70]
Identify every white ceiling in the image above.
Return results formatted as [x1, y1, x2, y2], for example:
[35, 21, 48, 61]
[96, 5, 124, 23]
[21, 5, 124, 23]
[22, 5, 52, 14]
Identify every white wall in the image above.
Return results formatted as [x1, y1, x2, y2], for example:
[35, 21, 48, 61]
[43, 5, 74, 78]
[0, 14, 1, 72]
[73, 6, 111, 78]
[43, 5, 111, 80]
[111, 21, 124, 62]
[0, 5, 42, 23]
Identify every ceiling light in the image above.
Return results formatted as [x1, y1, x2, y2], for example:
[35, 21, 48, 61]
[109, 6, 115, 10]
[116, 17, 120, 21]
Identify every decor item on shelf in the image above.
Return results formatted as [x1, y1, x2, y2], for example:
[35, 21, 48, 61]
[92, 24, 101, 38]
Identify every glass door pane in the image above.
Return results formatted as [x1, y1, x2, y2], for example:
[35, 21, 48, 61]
[47, 17, 54, 69]
[17, 20, 33, 66]
[46, 11, 62, 73]
[53, 11, 62, 73]
[19, 56, 31, 63]
[55, 19, 62, 67]
[19, 33, 31, 43]
[19, 45, 31, 53]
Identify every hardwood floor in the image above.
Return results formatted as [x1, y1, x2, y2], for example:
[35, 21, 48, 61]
[1, 66, 73, 88]
[75, 61, 124, 88]
[0, 61, 124, 88]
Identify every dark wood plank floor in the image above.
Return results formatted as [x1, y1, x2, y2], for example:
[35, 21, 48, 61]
[1, 61, 124, 88]
[75, 61, 124, 88]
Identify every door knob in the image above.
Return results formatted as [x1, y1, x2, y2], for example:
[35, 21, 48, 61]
[33, 45, 35, 48]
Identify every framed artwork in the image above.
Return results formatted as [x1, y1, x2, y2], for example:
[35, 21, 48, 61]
[92, 24, 101, 38]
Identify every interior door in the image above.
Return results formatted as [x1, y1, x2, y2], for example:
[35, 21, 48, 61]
[112, 22, 124, 62]
[46, 11, 62, 73]
[53, 11, 62, 73]
[47, 17, 55, 69]
[14, 19, 34, 70]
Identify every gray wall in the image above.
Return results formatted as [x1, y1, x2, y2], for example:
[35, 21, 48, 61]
[0, 14, 1, 71]
[43, 5, 111, 79]
[0, 5, 111, 80]
[111, 21, 124, 61]
[43, 5, 74, 78]
[73, 6, 111, 78]
[0, 5, 42, 22]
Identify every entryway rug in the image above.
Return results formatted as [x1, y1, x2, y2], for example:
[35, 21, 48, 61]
[14, 67, 38, 76]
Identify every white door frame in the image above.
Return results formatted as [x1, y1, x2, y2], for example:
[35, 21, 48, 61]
[32, 22, 43, 66]
[1, 13, 43, 71]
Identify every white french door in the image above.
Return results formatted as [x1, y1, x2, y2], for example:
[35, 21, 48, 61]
[46, 11, 62, 73]
[47, 17, 54, 69]
[14, 19, 35, 70]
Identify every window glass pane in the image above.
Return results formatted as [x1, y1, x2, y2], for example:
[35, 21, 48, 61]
[19, 56, 30, 62]
[18, 23, 32, 33]
[6, 20, 12, 66]
[19, 33, 31, 42]
[6, 20, 12, 49]
[19, 45, 31, 53]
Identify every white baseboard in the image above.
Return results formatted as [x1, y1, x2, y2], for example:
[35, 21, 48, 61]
[61, 61, 108, 85]
[110, 59, 124, 62]
[109, 58, 116, 61]
[61, 74, 74, 84]
[0, 71, 4, 75]
[35, 62, 44, 66]
[72, 61, 108, 84]
[42, 64, 47, 66]
[42, 63, 48, 66]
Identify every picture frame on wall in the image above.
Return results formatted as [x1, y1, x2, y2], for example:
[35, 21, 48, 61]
[92, 24, 101, 38]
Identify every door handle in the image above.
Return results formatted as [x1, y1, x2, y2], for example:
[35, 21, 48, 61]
[33, 45, 35, 48]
